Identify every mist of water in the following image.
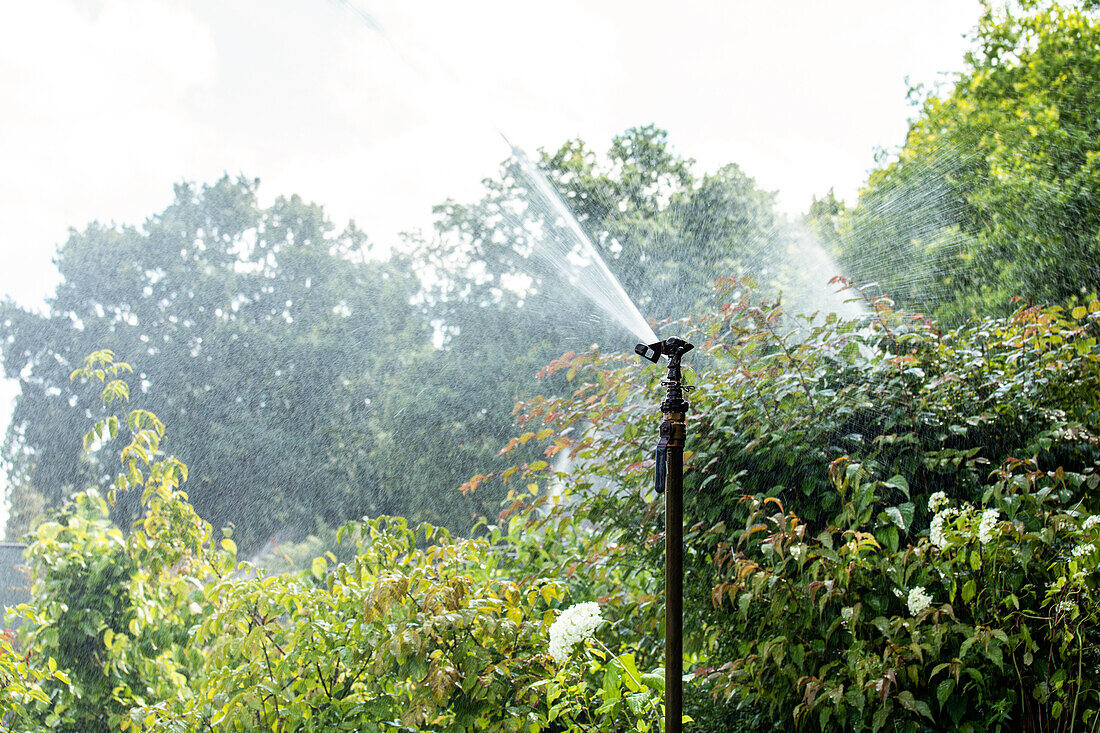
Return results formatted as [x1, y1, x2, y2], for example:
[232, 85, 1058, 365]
[501, 136, 659, 346]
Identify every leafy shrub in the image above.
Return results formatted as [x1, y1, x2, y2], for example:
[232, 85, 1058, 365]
[9, 281, 1100, 732]
[493, 280, 1100, 730]
[137, 516, 565, 731]
[0, 628, 56, 726]
[4, 349, 672, 732]
[6, 350, 219, 731]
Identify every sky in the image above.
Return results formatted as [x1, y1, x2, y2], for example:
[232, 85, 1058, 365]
[0, 0, 982, 520]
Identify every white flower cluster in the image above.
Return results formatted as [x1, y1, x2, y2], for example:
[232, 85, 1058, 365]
[548, 602, 603, 662]
[930, 509, 953, 550]
[928, 496, 1004, 550]
[907, 586, 933, 616]
[978, 509, 1000, 545]
[1072, 544, 1093, 558]
[789, 544, 805, 560]
[1056, 599, 1077, 615]
[1084, 515, 1100, 531]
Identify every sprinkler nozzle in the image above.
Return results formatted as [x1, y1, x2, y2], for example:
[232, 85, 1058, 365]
[634, 342, 661, 363]
[634, 337, 694, 365]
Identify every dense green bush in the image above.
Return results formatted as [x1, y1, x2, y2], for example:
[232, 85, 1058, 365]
[4, 351, 219, 731]
[5, 282, 1100, 731]
[1, 351, 664, 731]
[495, 279, 1100, 730]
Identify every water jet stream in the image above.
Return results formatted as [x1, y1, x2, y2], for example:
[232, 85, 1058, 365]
[501, 134, 659, 346]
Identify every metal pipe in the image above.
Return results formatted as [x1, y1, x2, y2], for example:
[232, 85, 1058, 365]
[663, 413, 685, 733]
[636, 336, 693, 733]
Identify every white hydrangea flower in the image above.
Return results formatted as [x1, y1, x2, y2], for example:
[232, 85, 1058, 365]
[1072, 544, 1092, 558]
[978, 508, 1000, 545]
[907, 586, 933, 616]
[930, 510, 950, 550]
[1084, 515, 1100, 530]
[548, 602, 603, 662]
[928, 491, 948, 513]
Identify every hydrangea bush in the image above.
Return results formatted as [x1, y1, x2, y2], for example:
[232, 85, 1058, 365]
[6, 282, 1100, 731]
[496, 280, 1100, 730]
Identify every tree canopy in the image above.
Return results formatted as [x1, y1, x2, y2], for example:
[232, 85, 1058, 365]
[817, 0, 1100, 322]
[2, 128, 797, 550]
[1, 177, 447, 549]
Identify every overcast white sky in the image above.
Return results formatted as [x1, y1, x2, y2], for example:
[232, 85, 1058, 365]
[0, 0, 982, 520]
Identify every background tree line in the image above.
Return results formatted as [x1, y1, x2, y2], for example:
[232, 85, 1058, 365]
[810, 0, 1100, 323]
[0, 127, 790, 551]
[4, 0, 1099, 552]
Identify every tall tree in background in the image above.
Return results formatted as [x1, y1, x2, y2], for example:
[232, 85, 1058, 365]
[820, 0, 1100, 322]
[421, 125, 791, 338]
[1, 128, 798, 550]
[0, 177, 450, 549]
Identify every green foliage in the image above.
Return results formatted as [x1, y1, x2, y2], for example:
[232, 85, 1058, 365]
[8, 350, 226, 732]
[494, 279, 1100, 730]
[424, 125, 805, 331]
[3, 349, 697, 732]
[0, 177, 475, 550]
[541, 646, 670, 732]
[0, 624, 58, 727]
[1, 127, 811, 554]
[9, 276, 1100, 732]
[136, 516, 564, 731]
[828, 0, 1100, 323]
[706, 457, 1100, 731]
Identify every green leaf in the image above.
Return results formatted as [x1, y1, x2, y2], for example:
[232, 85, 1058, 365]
[872, 705, 889, 732]
[883, 474, 910, 499]
[617, 654, 643, 692]
[641, 670, 664, 692]
[311, 556, 327, 580]
[961, 580, 977, 604]
[936, 678, 955, 708]
[625, 692, 650, 716]
[603, 661, 621, 701]
[897, 691, 918, 713]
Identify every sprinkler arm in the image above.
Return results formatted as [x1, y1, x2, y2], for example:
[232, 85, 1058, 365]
[634, 337, 694, 418]
[634, 336, 694, 365]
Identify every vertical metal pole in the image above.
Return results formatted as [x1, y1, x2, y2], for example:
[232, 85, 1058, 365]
[663, 414, 685, 733]
[637, 336, 692, 733]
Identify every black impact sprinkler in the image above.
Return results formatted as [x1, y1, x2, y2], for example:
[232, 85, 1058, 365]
[634, 336, 694, 733]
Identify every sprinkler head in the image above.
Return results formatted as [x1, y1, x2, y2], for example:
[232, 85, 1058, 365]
[634, 337, 694, 365]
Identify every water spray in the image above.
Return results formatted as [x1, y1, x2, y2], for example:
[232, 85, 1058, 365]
[635, 336, 694, 733]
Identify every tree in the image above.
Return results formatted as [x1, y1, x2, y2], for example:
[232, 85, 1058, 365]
[424, 125, 788, 332]
[2, 128, 810, 551]
[832, 0, 1100, 322]
[0, 176, 444, 549]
